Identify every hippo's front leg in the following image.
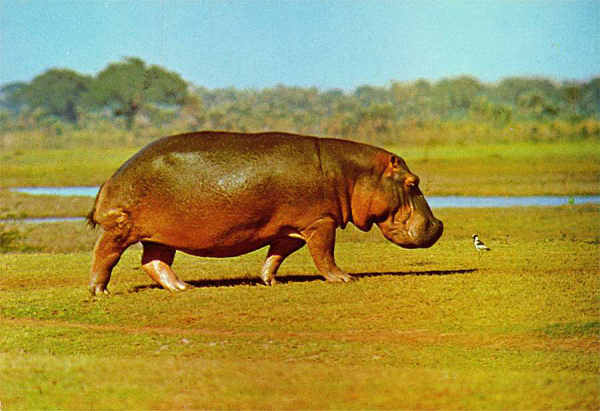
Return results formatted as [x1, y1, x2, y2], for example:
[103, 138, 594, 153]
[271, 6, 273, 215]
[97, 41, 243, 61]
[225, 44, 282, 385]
[303, 218, 355, 283]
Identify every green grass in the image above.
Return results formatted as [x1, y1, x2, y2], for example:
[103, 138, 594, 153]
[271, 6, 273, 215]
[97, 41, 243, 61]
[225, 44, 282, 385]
[0, 189, 93, 219]
[397, 141, 600, 196]
[1, 141, 599, 195]
[1, 205, 598, 409]
[1, 147, 137, 187]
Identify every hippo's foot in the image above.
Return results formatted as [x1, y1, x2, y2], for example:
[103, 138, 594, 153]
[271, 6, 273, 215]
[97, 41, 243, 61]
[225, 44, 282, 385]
[141, 242, 190, 292]
[322, 271, 355, 283]
[89, 283, 110, 296]
[158, 277, 190, 292]
[167, 281, 190, 292]
[142, 260, 190, 292]
[260, 237, 306, 287]
[261, 277, 278, 286]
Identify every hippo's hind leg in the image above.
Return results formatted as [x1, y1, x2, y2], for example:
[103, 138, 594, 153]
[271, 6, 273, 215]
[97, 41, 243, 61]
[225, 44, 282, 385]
[141, 242, 189, 292]
[260, 237, 306, 285]
[89, 230, 134, 295]
[303, 218, 355, 283]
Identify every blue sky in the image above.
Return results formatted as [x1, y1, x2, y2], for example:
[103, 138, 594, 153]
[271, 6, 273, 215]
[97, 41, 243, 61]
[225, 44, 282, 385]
[1, 1, 598, 90]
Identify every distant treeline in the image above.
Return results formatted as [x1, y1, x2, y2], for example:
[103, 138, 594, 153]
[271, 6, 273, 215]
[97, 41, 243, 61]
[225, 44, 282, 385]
[1, 57, 598, 148]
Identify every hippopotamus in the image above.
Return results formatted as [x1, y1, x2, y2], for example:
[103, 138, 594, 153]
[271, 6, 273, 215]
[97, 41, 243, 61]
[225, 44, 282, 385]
[87, 131, 443, 295]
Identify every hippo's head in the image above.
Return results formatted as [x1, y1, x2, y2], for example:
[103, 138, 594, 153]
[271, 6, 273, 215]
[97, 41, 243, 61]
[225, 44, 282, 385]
[352, 153, 443, 249]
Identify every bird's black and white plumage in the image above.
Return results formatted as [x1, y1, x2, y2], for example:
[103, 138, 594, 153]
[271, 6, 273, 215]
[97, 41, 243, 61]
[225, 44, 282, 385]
[472, 234, 491, 251]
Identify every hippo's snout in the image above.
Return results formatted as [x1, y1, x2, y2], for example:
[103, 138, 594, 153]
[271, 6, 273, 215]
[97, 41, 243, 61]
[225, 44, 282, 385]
[379, 214, 443, 249]
[410, 216, 443, 248]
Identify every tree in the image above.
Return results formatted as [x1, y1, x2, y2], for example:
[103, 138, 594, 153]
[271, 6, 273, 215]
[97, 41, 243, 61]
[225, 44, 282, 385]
[391, 79, 433, 119]
[432, 76, 484, 116]
[495, 77, 559, 106]
[354, 85, 390, 107]
[470, 97, 512, 125]
[578, 77, 600, 117]
[0, 82, 27, 113]
[19, 69, 91, 123]
[90, 57, 188, 129]
[517, 92, 558, 119]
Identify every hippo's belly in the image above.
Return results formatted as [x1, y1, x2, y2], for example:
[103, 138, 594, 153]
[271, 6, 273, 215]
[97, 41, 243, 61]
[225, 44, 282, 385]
[124, 174, 312, 256]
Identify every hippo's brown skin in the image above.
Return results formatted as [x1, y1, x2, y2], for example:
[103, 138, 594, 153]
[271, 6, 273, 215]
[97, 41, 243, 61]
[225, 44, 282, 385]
[87, 131, 443, 295]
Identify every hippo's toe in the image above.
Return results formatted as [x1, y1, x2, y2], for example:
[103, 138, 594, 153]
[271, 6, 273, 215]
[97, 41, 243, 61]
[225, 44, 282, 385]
[323, 271, 355, 283]
[89, 284, 110, 296]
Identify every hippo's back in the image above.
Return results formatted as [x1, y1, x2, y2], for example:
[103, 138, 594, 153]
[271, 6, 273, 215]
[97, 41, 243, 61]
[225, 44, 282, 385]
[92, 132, 330, 238]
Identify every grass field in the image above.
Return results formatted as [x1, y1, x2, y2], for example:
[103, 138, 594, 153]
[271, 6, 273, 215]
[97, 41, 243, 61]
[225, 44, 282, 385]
[402, 141, 600, 196]
[1, 137, 598, 408]
[1, 205, 598, 409]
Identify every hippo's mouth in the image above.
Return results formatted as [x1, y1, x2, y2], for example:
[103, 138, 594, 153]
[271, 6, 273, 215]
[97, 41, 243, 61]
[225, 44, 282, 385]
[382, 189, 444, 249]
[378, 214, 443, 249]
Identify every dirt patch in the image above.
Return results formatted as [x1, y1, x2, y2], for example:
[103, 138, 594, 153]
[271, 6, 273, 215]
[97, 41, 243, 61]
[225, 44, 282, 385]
[3, 317, 597, 353]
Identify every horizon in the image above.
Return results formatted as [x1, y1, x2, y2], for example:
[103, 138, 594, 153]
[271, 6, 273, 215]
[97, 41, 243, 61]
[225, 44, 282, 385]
[1, 1, 599, 90]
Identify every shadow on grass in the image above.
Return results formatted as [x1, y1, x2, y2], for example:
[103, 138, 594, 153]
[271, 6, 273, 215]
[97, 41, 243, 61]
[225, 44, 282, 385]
[129, 269, 476, 293]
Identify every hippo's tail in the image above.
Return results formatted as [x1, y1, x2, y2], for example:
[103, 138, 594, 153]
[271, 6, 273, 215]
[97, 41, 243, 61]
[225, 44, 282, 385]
[86, 209, 97, 229]
[86, 184, 104, 229]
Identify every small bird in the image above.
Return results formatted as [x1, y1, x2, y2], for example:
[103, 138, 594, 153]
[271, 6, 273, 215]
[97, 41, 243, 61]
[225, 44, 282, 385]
[472, 234, 491, 252]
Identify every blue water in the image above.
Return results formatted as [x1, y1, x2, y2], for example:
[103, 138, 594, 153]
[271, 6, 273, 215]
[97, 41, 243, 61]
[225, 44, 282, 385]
[12, 186, 100, 197]
[429, 195, 600, 208]
[10, 186, 600, 208]
[2, 216, 86, 224]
